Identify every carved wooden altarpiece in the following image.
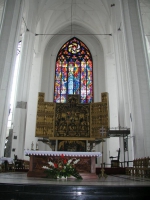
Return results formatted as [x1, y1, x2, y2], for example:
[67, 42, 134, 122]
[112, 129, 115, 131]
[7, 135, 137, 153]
[55, 95, 90, 138]
[35, 92, 109, 141]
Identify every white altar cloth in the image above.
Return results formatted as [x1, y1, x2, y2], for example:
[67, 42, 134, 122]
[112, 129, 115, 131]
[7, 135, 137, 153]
[25, 150, 102, 157]
[0, 157, 14, 164]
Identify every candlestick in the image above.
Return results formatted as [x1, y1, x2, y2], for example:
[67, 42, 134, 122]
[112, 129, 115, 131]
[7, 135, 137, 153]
[98, 127, 107, 179]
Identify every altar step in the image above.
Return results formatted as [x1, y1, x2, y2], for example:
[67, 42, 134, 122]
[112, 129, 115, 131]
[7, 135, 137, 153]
[15, 168, 126, 175]
[96, 167, 126, 175]
[0, 183, 149, 200]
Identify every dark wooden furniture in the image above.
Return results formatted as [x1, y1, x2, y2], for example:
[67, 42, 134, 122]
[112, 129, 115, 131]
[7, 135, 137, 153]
[110, 148, 120, 167]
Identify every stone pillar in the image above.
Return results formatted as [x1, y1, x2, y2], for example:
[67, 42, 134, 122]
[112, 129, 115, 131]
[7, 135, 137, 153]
[0, 0, 23, 157]
[121, 0, 150, 157]
[11, 0, 38, 159]
[110, 0, 131, 163]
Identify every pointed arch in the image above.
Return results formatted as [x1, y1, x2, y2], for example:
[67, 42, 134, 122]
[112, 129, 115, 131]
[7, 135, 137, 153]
[54, 37, 93, 103]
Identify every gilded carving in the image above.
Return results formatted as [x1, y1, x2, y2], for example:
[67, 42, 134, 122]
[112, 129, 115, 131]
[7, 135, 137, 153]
[35, 93, 55, 138]
[58, 140, 86, 151]
[55, 96, 90, 137]
[38, 93, 45, 103]
[35, 92, 109, 140]
[90, 93, 109, 138]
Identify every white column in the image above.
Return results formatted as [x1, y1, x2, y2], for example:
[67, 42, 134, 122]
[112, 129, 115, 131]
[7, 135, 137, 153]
[11, 0, 38, 159]
[0, 0, 23, 157]
[111, 1, 131, 128]
[110, 0, 132, 163]
[121, 0, 150, 158]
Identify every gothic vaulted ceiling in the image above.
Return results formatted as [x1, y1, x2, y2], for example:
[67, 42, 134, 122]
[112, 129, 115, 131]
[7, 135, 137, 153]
[31, 0, 150, 52]
[36, 0, 111, 36]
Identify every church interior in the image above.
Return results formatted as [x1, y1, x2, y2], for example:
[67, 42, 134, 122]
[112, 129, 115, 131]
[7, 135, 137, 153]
[0, 0, 150, 199]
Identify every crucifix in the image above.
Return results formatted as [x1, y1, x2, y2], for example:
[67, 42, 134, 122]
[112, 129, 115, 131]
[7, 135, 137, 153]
[98, 126, 107, 178]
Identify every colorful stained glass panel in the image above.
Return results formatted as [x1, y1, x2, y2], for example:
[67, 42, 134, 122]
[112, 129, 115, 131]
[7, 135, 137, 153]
[54, 37, 93, 103]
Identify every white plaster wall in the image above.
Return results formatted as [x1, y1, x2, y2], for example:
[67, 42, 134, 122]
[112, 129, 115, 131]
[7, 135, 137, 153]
[104, 51, 120, 164]
[24, 54, 42, 151]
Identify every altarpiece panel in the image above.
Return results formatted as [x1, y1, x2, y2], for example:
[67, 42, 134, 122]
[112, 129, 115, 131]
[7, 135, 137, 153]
[35, 92, 109, 141]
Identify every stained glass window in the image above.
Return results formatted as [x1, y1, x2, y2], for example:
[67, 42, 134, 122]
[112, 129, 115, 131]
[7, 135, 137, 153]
[54, 37, 93, 103]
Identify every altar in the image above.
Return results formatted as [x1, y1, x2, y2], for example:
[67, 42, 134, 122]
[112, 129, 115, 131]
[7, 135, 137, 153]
[25, 150, 102, 177]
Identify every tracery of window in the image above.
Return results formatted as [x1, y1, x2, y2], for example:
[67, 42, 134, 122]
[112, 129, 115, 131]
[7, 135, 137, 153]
[54, 37, 93, 103]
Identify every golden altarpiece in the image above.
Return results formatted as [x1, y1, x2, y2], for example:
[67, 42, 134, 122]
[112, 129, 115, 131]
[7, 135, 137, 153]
[35, 92, 110, 149]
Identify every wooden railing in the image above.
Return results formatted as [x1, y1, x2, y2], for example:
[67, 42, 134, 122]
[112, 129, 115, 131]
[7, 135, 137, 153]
[126, 157, 150, 178]
[0, 159, 29, 172]
[0, 161, 15, 172]
[14, 159, 29, 170]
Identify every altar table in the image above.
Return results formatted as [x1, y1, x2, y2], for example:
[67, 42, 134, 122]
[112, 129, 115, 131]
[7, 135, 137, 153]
[25, 150, 102, 177]
[0, 157, 14, 164]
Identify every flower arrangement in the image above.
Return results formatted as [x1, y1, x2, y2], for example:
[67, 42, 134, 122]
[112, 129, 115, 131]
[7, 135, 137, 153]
[42, 154, 82, 179]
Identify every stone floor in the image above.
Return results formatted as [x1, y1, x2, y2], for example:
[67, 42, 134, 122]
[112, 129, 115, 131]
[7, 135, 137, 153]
[0, 172, 150, 186]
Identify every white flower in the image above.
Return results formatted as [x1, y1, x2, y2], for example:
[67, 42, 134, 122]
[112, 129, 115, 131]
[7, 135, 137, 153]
[48, 161, 54, 167]
[42, 166, 49, 169]
[73, 159, 80, 164]
[67, 159, 72, 165]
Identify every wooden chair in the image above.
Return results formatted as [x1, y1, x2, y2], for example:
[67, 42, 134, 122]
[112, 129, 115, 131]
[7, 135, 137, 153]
[110, 148, 120, 168]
